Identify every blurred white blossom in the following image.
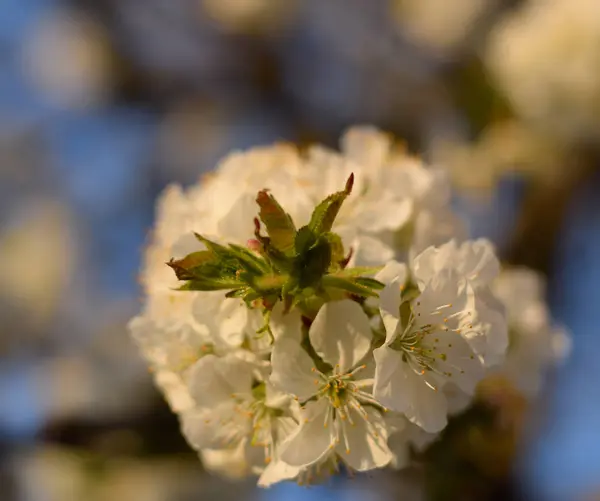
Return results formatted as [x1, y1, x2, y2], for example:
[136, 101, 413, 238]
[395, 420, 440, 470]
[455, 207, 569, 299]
[486, 0, 600, 141]
[492, 268, 570, 397]
[23, 9, 113, 110]
[392, 0, 495, 55]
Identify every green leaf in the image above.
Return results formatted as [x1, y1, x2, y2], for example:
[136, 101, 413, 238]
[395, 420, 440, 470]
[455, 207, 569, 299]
[321, 275, 380, 298]
[307, 173, 354, 236]
[353, 277, 385, 290]
[294, 226, 317, 255]
[332, 266, 384, 278]
[251, 273, 288, 293]
[320, 232, 345, 270]
[178, 278, 244, 291]
[254, 218, 295, 273]
[256, 190, 297, 255]
[227, 244, 270, 274]
[194, 232, 231, 257]
[167, 250, 216, 280]
[298, 236, 332, 288]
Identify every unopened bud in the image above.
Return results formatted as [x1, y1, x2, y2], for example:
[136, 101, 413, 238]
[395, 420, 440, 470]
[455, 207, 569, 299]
[247, 239, 261, 252]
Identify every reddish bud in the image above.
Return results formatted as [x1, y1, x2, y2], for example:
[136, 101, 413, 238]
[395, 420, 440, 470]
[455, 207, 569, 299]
[247, 239, 261, 252]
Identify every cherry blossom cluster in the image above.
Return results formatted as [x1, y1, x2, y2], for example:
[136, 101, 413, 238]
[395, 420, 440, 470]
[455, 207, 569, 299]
[129, 126, 566, 486]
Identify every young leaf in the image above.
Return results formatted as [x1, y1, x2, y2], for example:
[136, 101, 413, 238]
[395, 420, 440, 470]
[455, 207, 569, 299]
[178, 278, 244, 291]
[353, 277, 385, 290]
[256, 190, 297, 255]
[332, 266, 384, 278]
[308, 173, 354, 236]
[294, 226, 317, 255]
[297, 236, 332, 288]
[321, 275, 380, 298]
[227, 244, 270, 274]
[251, 273, 288, 293]
[320, 232, 345, 271]
[167, 250, 216, 280]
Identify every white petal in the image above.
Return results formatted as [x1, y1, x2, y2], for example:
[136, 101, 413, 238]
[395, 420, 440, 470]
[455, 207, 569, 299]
[279, 400, 334, 467]
[373, 346, 410, 413]
[350, 235, 395, 268]
[217, 298, 248, 347]
[458, 239, 500, 287]
[309, 299, 373, 372]
[181, 400, 247, 450]
[258, 460, 302, 487]
[404, 369, 448, 433]
[444, 383, 473, 415]
[469, 286, 508, 367]
[412, 269, 467, 327]
[217, 193, 256, 243]
[376, 260, 409, 286]
[265, 381, 292, 409]
[200, 441, 251, 480]
[411, 240, 458, 288]
[374, 347, 448, 433]
[338, 407, 392, 471]
[270, 302, 302, 343]
[411, 210, 466, 257]
[186, 354, 253, 406]
[270, 338, 318, 400]
[355, 198, 413, 233]
[423, 330, 485, 395]
[341, 126, 391, 169]
[376, 261, 407, 341]
[153, 370, 194, 412]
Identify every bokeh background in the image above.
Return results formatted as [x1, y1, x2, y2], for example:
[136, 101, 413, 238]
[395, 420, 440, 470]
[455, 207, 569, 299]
[1, 0, 599, 500]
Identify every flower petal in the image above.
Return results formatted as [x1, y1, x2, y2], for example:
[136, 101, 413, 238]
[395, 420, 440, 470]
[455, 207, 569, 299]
[270, 338, 318, 400]
[341, 126, 391, 170]
[468, 286, 508, 367]
[270, 302, 302, 343]
[217, 193, 256, 243]
[458, 239, 500, 287]
[201, 441, 251, 480]
[404, 369, 448, 433]
[310, 299, 373, 372]
[376, 261, 408, 341]
[153, 370, 194, 412]
[258, 460, 302, 487]
[217, 298, 249, 347]
[373, 346, 410, 413]
[350, 235, 395, 268]
[187, 354, 253, 406]
[338, 407, 392, 471]
[423, 330, 485, 395]
[279, 400, 334, 468]
[181, 400, 248, 450]
[411, 240, 458, 288]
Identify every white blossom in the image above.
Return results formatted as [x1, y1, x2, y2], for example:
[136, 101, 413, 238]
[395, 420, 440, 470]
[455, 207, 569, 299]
[486, 0, 600, 140]
[492, 268, 570, 396]
[373, 260, 486, 433]
[411, 239, 508, 367]
[128, 126, 510, 487]
[270, 300, 393, 476]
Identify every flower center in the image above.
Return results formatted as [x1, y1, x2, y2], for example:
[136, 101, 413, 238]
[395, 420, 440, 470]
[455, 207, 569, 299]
[389, 301, 474, 387]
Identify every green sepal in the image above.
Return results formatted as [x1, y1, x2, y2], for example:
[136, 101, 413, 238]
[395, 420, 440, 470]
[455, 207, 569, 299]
[333, 266, 383, 278]
[294, 226, 317, 255]
[256, 190, 297, 255]
[307, 173, 354, 236]
[297, 235, 332, 288]
[321, 274, 380, 298]
[167, 250, 216, 280]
